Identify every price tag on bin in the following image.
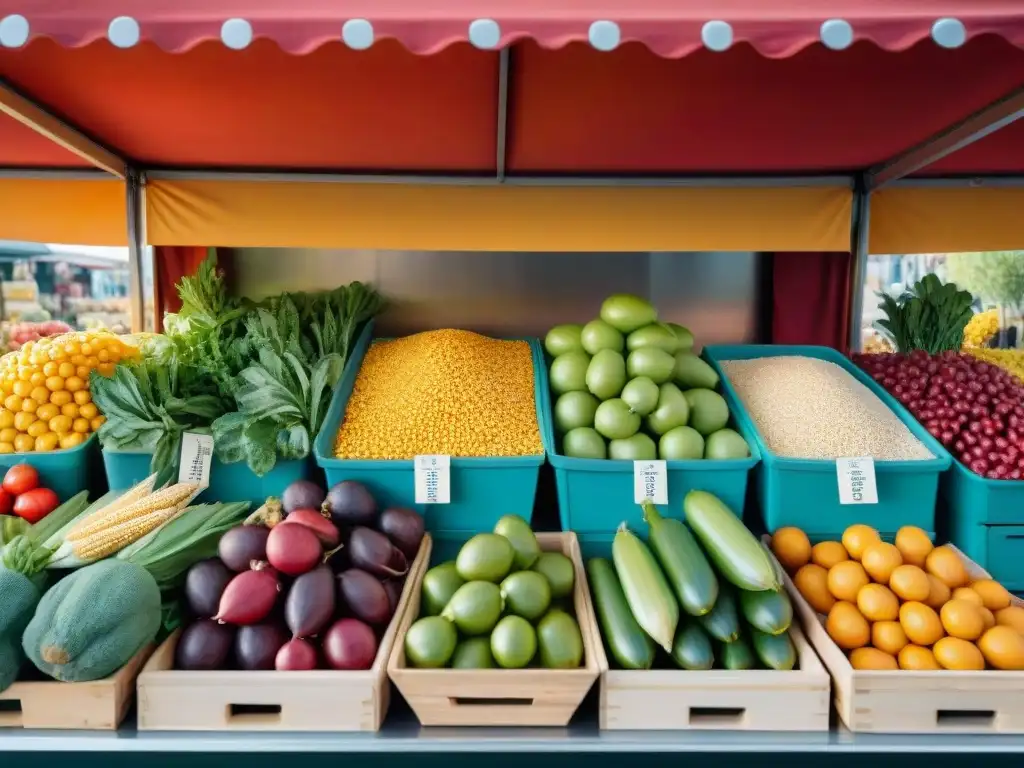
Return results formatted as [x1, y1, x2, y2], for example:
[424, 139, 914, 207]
[415, 455, 451, 504]
[836, 456, 878, 505]
[179, 432, 214, 490]
[633, 460, 668, 505]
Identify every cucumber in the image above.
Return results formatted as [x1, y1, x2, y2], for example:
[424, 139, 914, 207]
[643, 501, 718, 617]
[697, 582, 740, 642]
[683, 490, 781, 593]
[671, 621, 714, 670]
[740, 588, 793, 636]
[720, 636, 757, 670]
[751, 629, 797, 671]
[586, 558, 656, 670]
[612, 524, 678, 653]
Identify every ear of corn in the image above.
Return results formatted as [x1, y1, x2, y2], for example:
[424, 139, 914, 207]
[64, 474, 157, 541]
[65, 480, 197, 543]
[612, 522, 678, 653]
[52, 505, 183, 567]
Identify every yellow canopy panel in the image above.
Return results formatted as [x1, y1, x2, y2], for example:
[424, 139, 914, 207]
[146, 179, 853, 253]
[870, 186, 1024, 255]
[0, 178, 126, 246]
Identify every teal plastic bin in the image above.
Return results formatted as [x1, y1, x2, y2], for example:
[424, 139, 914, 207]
[542, 369, 760, 533]
[703, 345, 951, 538]
[0, 433, 97, 501]
[942, 460, 1024, 527]
[314, 326, 549, 533]
[102, 449, 314, 507]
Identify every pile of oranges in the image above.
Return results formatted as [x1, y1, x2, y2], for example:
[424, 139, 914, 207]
[0, 330, 136, 453]
[771, 524, 1024, 671]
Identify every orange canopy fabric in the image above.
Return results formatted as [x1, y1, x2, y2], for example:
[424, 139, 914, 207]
[0, 177, 126, 244]
[146, 178, 852, 252]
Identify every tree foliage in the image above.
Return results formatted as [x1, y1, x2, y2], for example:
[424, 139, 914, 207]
[946, 251, 1024, 309]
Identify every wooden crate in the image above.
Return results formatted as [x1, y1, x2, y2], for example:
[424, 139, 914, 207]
[387, 532, 601, 727]
[136, 534, 432, 732]
[0, 644, 152, 730]
[597, 620, 830, 731]
[781, 538, 1024, 734]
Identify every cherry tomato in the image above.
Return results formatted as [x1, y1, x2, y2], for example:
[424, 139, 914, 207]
[13, 487, 59, 524]
[3, 463, 39, 496]
[0, 488, 11, 515]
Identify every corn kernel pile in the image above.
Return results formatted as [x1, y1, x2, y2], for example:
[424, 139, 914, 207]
[963, 309, 1000, 349]
[0, 331, 137, 454]
[335, 329, 544, 460]
[967, 348, 1024, 384]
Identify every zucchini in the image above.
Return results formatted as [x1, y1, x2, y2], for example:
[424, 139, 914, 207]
[643, 500, 718, 617]
[612, 523, 678, 653]
[740, 588, 793, 636]
[683, 490, 780, 593]
[671, 621, 714, 670]
[697, 582, 740, 642]
[720, 636, 757, 670]
[586, 558, 656, 670]
[751, 629, 797, 671]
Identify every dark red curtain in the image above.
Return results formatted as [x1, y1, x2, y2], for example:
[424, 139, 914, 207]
[771, 252, 852, 353]
[152, 246, 235, 331]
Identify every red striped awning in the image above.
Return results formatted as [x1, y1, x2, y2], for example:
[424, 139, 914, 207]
[0, 1, 1022, 57]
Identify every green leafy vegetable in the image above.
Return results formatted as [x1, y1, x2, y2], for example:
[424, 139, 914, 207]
[875, 274, 975, 355]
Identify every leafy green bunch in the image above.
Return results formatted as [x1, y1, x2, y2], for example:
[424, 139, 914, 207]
[875, 273, 976, 354]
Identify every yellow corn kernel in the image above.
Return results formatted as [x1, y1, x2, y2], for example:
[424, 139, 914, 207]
[49, 415, 73, 434]
[13, 433, 33, 452]
[90, 416, 105, 431]
[35, 433, 58, 452]
[26, 420, 48, 438]
[66, 478, 192, 542]
[45, 376, 65, 392]
[0, 409, 13, 429]
[73, 389, 91, 406]
[42, 361, 59, 377]
[60, 432, 85, 449]
[12, 380, 31, 398]
[70, 505, 182, 561]
[13, 411, 34, 432]
[20, 398, 37, 414]
[3, 394, 22, 411]
[334, 330, 544, 460]
[36, 403, 59, 422]
[78, 402, 96, 420]
[0, 442, 13, 454]
[49, 390, 72, 406]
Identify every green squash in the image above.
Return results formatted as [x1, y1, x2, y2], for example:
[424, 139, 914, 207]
[22, 560, 161, 682]
[0, 566, 42, 691]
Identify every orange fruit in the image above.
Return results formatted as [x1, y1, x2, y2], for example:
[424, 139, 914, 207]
[793, 564, 835, 615]
[889, 565, 931, 602]
[862, 542, 903, 584]
[924, 574, 952, 610]
[939, 599, 986, 641]
[899, 601, 945, 646]
[995, 605, 1024, 635]
[970, 580, 1012, 612]
[857, 583, 900, 622]
[827, 560, 870, 602]
[850, 647, 898, 670]
[894, 526, 934, 568]
[932, 637, 985, 670]
[826, 601, 870, 650]
[925, 546, 969, 589]
[842, 524, 880, 561]
[977, 626, 1024, 671]
[872, 621, 909, 656]
[770, 527, 812, 573]
[898, 644, 941, 670]
[951, 587, 983, 607]
[980, 606, 996, 630]
[812, 541, 849, 570]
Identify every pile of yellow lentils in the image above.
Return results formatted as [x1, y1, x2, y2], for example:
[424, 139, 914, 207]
[0, 330, 136, 453]
[967, 348, 1024, 383]
[334, 329, 544, 460]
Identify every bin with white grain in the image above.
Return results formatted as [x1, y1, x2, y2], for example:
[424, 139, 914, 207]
[703, 345, 951, 538]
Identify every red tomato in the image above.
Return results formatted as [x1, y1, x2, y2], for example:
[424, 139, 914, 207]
[13, 487, 59, 524]
[0, 489, 11, 515]
[3, 463, 39, 496]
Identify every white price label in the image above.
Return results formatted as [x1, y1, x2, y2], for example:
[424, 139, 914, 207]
[415, 455, 451, 504]
[179, 432, 214, 489]
[836, 456, 878, 505]
[633, 460, 668, 505]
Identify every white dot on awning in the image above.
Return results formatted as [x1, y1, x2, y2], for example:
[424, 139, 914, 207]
[820, 19, 853, 50]
[108, 16, 140, 48]
[0, 15, 28, 48]
[342, 19, 374, 50]
[221, 18, 252, 50]
[932, 17, 966, 48]
[701, 20, 733, 52]
[469, 18, 500, 49]
[589, 20, 620, 52]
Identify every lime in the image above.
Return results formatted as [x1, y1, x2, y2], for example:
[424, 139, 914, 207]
[456, 533, 514, 583]
[493, 514, 540, 570]
[451, 637, 495, 669]
[490, 615, 537, 669]
[421, 561, 464, 616]
[441, 581, 503, 636]
[500, 571, 551, 621]
[531, 552, 575, 599]
[405, 616, 457, 668]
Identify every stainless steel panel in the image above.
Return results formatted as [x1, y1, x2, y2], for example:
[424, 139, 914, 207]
[233, 248, 764, 346]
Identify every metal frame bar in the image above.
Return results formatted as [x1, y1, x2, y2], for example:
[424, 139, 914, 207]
[867, 84, 1024, 190]
[125, 168, 145, 333]
[0, 79, 127, 180]
[847, 177, 871, 354]
[496, 49, 510, 182]
[889, 176, 1024, 189]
